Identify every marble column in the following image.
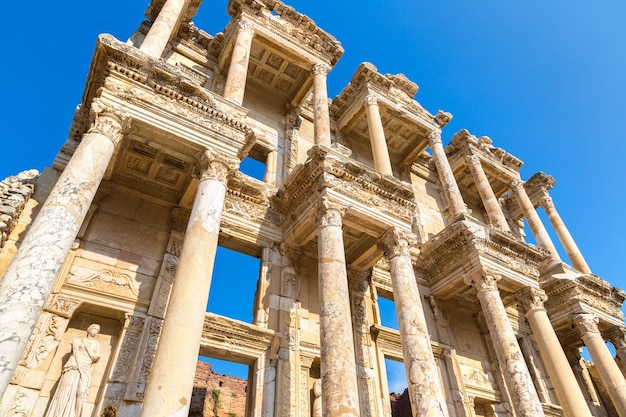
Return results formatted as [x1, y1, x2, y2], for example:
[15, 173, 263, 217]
[465, 155, 509, 231]
[317, 196, 360, 417]
[538, 195, 591, 273]
[140, 0, 189, 58]
[427, 130, 466, 218]
[364, 95, 393, 176]
[382, 228, 449, 417]
[510, 180, 560, 264]
[574, 313, 626, 416]
[515, 288, 593, 417]
[0, 102, 129, 397]
[264, 149, 278, 186]
[223, 21, 255, 105]
[464, 269, 544, 417]
[141, 150, 239, 417]
[312, 63, 332, 147]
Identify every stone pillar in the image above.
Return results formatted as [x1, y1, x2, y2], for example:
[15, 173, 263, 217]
[140, 0, 189, 58]
[606, 326, 626, 374]
[465, 155, 509, 231]
[264, 149, 278, 186]
[140, 150, 238, 417]
[574, 313, 626, 416]
[312, 63, 332, 147]
[364, 95, 393, 176]
[316, 196, 360, 417]
[510, 180, 560, 264]
[464, 269, 544, 417]
[515, 288, 593, 417]
[382, 228, 449, 416]
[0, 102, 129, 397]
[538, 195, 591, 273]
[223, 21, 255, 105]
[427, 130, 466, 218]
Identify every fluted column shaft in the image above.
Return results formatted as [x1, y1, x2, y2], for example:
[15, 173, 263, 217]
[0, 102, 129, 397]
[383, 229, 448, 417]
[465, 270, 544, 417]
[428, 131, 466, 218]
[223, 21, 255, 105]
[539, 196, 591, 273]
[466, 155, 509, 231]
[510, 180, 560, 263]
[317, 197, 360, 417]
[312, 64, 332, 147]
[140, 0, 189, 58]
[364, 95, 393, 176]
[574, 314, 626, 416]
[515, 288, 592, 417]
[141, 150, 238, 417]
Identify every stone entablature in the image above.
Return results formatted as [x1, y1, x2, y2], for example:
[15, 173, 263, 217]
[0, 170, 38, 250]
[417, 216, 546, 300]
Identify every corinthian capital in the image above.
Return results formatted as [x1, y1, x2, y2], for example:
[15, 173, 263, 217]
[573, 313, 600, 336]
[317, 196, 345, 228]
[464, 267, 501, 293]
[88, 100, 132, 146]
[365, 94, 378, 106]
[312, 63, 331, 76]
[539, 195, 555, 211]
[427, 130, 443, 145]
[510, 179, 526, 193]
[237, 20, 255, 36]
[514, 287, 547, 314]
[381, 228, 416, 260]
[195, 149, 240, 183]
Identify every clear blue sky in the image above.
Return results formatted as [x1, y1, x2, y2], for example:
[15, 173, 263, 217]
[2, 0, 625, 384]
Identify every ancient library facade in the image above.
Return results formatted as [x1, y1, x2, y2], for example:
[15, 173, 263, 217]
[1, 0, 625, 416]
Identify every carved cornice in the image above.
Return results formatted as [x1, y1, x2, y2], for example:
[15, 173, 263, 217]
[227, 0, 343, 65]
[446, 129, 523, 171]
[85, 35, 252, 140]
[276, 146, 418, 226]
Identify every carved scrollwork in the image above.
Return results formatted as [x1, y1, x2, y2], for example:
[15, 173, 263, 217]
[381, 228, 416, 260]
[88, 99, 132, 146]
[573, 313, 601, 336]
[195, 149, 240, 183]
[464, 268, 501, 293]
[514, 287, 548, 314]
[317, 196, 345, 228]
[311, 63, 331, 76]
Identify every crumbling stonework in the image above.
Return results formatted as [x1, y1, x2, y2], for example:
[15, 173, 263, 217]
[0, 170, 38, 249]
[191, 361, 247, 417]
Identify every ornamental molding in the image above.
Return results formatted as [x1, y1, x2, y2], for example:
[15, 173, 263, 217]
[227, 0, 343, 66]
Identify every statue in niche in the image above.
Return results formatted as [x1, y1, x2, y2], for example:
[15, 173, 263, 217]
[45, 324, 101, 417]
[312, 379, 322, 417]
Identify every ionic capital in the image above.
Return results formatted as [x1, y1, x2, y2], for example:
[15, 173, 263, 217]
[427, 130, 443, 145]
[514, 287, 547, 314]
[237, 20, 255, 36]
[365, 94, 378, 106]
[317, 196, 345, 228]
[312, 63, 331, 76]
[464, 267, 501, 293]
[88, 100, 132, 146]
[381, 228, 416, 260]
[573, 313, 601, 337]
[194, 149, 240, 183]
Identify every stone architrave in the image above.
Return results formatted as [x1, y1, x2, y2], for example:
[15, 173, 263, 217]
[312, 64, 332, 147]
[427, 130, 466, 218]
[382, 228, 449, 417]
[140, 149, 239, 417]
[316, 196, 360, 417]
[464, 269, 544, 417]
[0, 101, 130, 398]
[465, 155, 509, 231]
[364, 95, 393, 176]
[538, 195, 591, 273]
[140, 0, 189, 58]
[510, 180, 560, 264]
[574, 313, 626, 416]
[223, 21, 255, 105]
[515, 288, 593, 417]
